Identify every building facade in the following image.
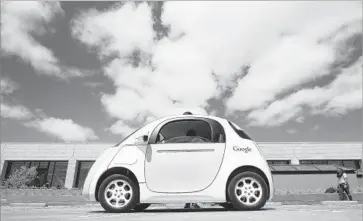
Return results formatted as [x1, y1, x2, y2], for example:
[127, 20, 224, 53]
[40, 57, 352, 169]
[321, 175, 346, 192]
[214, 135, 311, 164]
[1, 142, 362, 191]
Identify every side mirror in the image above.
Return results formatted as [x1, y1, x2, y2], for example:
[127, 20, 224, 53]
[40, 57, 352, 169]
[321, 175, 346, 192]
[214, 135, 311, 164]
[135, 135, 149, 145]
[143, 135, 148, 142]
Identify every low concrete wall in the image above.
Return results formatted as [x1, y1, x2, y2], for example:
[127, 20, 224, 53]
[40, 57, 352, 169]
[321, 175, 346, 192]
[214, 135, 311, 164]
[271, 193, 363, 202]
[272, 174, 362, 194]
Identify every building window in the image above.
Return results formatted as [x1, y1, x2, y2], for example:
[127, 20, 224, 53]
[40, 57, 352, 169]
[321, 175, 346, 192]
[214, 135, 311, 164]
[299, 160, 361, 169]
[300, 160, 328, 165]
[267, 160, 290, 165]
[75, 161, 95, 188]
[4, 161, 68, 188]
[51, 162, 68, 188]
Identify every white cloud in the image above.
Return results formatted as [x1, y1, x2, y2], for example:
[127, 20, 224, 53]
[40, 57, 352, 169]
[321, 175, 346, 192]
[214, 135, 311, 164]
[1, 78, 42, 121]
[247, 56, 362, 127]
[1, 103, 34, 120]
[71, 1, 361, 130]
[0, 75, 98, 140]
[1, 78, 19, 95]
[107, 120, 137, 137]
[223, 3, 361, 113]
[62, 67, 96, 78]
[296, 116, 305, 123]
[1, 2, 93, 79]
[84, 81, 103, 88]
[287, 128, 298, 134]
[1, 96, 98, 141]
[71, 2, 155, 58]
[101, 80, 209, 123]
[226, 36, 335, 112]
[209, 109, 218, 117]
[1, 2, 63, 75]
[72, 2, 213, 130]
[25, 117, 98, 142]
[162, 1, 361, 100]
[313, 125, 320, 131]
[34, 108, 48, 119]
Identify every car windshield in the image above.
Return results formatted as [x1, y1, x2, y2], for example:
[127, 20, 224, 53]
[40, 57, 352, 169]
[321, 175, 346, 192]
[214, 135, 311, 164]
[113, 117, 166, 147]
[113, 128, 141, 147]
[228, 121, 252, 140]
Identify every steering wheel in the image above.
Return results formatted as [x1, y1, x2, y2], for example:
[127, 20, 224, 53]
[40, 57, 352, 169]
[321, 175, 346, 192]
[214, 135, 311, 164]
[192, 136, 211, 143]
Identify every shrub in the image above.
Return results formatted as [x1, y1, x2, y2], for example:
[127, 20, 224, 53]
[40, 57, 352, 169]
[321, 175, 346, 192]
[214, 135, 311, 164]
[3, 166, 38, 188]
[325, 186, 337, 193]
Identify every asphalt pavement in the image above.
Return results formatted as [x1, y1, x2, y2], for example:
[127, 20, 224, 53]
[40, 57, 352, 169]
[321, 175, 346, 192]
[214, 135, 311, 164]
[1, 203, 362, 221]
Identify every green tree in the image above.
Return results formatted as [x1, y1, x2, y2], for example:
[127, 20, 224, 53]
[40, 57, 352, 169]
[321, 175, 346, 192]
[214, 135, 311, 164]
[3, 166, 38, 188]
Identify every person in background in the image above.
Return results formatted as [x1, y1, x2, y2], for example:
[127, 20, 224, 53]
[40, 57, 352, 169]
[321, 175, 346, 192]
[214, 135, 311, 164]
[336, 168, 353, 201]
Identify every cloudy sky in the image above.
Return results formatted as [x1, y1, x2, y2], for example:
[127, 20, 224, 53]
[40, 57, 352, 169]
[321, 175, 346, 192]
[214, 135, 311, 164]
[1, 1, 362, 143]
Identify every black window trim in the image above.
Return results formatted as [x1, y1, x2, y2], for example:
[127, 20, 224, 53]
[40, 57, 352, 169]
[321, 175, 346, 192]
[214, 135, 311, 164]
[150, 118, 213, 144]
[148, 117, 225, 144]
[228, 121, 252, 140]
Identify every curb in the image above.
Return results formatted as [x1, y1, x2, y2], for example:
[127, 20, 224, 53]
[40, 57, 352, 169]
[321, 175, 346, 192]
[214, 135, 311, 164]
[1, 199, 9, 206]
[9, 203, 48, 207]
[280, 201, 321, 205]
[2, 201, 361, 208]
[321, 201, 359, 205]
[45, 202, 99, 207]
[266, 202, 282, 206]
[279, 201, 360, 206]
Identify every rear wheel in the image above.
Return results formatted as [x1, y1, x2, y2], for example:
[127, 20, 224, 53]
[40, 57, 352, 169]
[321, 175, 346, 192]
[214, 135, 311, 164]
[227, 171, 268, 210]
[133, 203, 150, 212]
[98, 174, 138, 213]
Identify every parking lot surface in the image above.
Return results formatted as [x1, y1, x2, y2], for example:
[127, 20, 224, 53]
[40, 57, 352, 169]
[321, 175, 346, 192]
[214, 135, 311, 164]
[2, 204, 362, 221]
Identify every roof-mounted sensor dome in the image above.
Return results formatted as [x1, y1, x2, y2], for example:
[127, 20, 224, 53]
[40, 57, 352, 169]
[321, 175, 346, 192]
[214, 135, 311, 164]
[183, 111, 193, 115]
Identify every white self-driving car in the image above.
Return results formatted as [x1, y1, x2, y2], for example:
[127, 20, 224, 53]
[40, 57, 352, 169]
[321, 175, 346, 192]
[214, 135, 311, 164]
[82, 113, 274, 212]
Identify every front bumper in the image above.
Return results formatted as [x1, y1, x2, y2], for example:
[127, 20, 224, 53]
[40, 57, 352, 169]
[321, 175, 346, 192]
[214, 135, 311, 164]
[269, 175, 275, 200]
[82, 146, 121, 201]
[82, 180, 94, 201]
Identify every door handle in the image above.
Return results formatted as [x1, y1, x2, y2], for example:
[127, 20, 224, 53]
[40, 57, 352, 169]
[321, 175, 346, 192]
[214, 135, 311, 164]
[157, 149, 215, 153]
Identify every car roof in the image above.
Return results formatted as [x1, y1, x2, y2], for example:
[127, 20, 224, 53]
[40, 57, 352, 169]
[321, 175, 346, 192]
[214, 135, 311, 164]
[154, 114, 227, 124]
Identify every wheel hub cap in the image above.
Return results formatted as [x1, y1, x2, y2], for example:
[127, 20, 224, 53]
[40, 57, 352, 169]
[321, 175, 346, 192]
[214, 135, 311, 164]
[235, 177, 263, 206]
[104, 179, 133, 208]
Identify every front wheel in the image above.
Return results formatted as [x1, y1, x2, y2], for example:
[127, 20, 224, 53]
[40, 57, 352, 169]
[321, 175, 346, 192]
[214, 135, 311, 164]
[227, 171, 268, 210]
[98, 174, 139, 213]
[133, 203, 150, 212]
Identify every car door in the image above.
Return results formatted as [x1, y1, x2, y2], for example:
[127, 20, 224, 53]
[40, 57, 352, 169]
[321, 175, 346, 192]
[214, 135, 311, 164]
[144, 117, 226, 193]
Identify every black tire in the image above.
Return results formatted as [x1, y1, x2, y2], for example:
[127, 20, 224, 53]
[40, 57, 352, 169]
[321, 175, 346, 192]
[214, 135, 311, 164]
[227, 171, 268, 210]
[98, 174, 139, 213]
[219, 202, 235, 210]
[133, 203, 150, 212]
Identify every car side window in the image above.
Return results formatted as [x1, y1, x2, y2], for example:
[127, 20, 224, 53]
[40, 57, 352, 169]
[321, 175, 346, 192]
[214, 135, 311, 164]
[163, 136, 210, 144]
[209, 120, 226, 143]
[156, 120, 212, 144]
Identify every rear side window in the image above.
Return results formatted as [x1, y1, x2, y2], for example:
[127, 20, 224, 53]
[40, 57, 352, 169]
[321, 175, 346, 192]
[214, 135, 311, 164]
[228, 121, 252, 140]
